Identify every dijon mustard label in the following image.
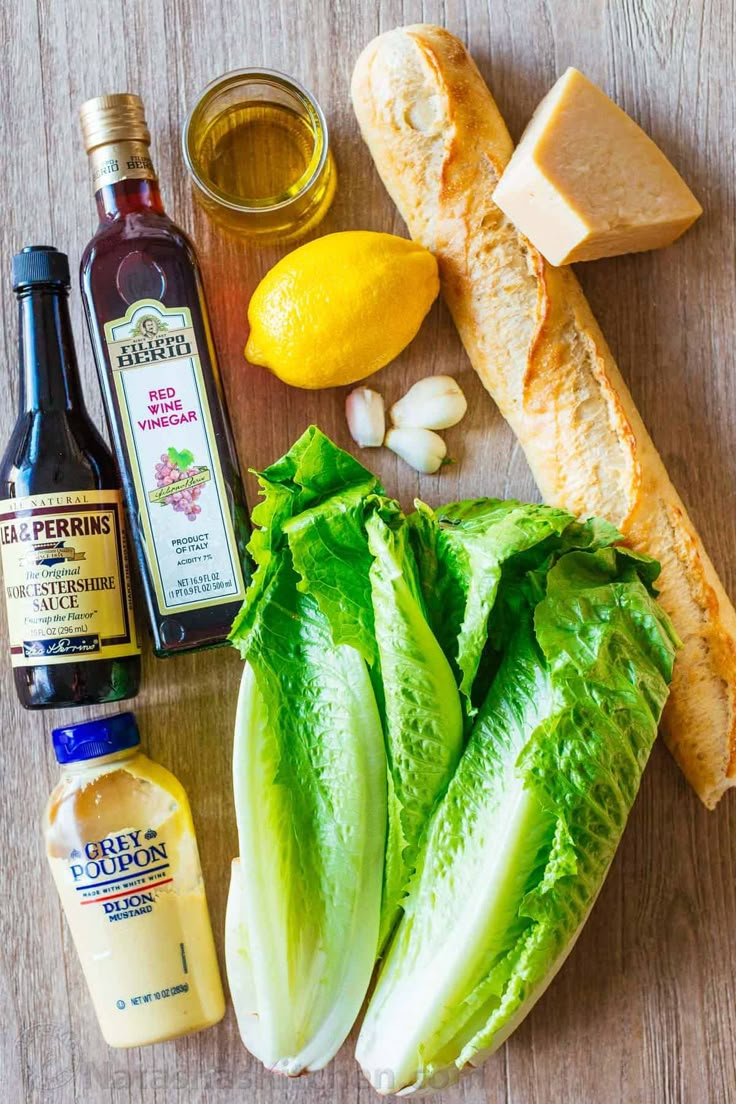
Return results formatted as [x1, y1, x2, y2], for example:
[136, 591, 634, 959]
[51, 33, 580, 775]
[0, 489, 139, 667]
[89, 140, 157, 190]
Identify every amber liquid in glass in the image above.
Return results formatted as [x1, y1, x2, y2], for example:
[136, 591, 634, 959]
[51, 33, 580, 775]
[80, 177, 251, 656]
[198, 102, 315, 203]
[183, 71, 336, 242]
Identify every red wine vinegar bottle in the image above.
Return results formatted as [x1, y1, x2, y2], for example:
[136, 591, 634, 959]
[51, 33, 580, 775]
[78, 94, 250, 657]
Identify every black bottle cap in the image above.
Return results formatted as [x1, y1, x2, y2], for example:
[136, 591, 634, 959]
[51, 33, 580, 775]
[12, 246, 70, 291]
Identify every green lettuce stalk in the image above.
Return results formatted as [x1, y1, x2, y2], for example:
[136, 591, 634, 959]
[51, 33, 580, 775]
[357, 503, 678, 1094]
[226, 428, 463, 1071]
[259, 428, 463, 947]
[227, 554, 386, 1073]
[365, 504, 463, 947]
[226, 430, 387, 1073]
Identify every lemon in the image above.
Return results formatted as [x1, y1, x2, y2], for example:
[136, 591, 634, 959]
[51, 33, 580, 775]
[245, 231, 439, 389]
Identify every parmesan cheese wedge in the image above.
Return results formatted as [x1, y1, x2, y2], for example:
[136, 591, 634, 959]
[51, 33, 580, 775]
[492, 67, 702, 265]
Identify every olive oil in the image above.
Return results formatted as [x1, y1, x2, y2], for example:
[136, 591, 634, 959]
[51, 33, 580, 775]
[183, 69, 336, 242]
[198, 102, 316, 205]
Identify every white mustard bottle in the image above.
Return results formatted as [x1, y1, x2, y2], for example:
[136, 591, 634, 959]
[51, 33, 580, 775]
[45, 712, 225, 1047]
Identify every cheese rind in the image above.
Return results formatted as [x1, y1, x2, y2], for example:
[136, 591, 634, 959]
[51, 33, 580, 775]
[492, 67, 703, 266]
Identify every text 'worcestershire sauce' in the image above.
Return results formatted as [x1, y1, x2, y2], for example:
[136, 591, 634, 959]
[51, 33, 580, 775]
[79, 94, 250, 656]
[0, 247, 140, 708]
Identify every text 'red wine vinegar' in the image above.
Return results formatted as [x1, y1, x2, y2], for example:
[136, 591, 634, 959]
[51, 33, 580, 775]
[78, 93, 250, 656]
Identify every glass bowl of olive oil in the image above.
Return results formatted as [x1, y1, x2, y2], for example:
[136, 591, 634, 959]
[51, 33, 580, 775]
[183, 68, 336, 244]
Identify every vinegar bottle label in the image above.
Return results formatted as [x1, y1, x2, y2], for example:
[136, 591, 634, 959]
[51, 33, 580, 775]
[0, 488, 139, 665]
[103, 299, 246, 614]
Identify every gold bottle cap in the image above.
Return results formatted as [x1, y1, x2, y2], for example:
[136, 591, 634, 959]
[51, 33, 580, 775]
[79, 93, 150, 152]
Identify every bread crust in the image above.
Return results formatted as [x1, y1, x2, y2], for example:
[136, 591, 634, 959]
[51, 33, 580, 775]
[352, 24, 736, 807]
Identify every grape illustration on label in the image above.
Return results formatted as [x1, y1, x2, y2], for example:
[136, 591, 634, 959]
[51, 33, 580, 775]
[150, 446, 211, 523]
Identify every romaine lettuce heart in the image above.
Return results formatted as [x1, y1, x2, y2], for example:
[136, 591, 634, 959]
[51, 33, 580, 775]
[228, 556, 386, 1073]
[227, 432, 678, 1090]
[227, 427, 464, 1072]
[356, 535, 677, 1094]
[243, 428, 464, 951]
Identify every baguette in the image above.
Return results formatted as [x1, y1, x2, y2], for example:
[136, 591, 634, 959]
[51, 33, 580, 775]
[351, 24, 736, 808]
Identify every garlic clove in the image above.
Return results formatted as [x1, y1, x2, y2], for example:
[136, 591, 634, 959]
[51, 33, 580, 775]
[345, 387, 386, 448]
[390, 374, 468, 430]
[385, 426, 448, 474]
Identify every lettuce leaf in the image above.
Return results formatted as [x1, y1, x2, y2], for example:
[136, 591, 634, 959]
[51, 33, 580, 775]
[230, 425, 380, 659]
[227, 430, 388, 1072]
[227, 551, 386, 1073]
[366, 506, 463, 947]
[409, 499, 623, 719]
[356, 536, 678, 1094]
[247, 428, 463, 949]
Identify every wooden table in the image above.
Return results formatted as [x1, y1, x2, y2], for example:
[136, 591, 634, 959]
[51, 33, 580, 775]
[2, 1, 735, 1101]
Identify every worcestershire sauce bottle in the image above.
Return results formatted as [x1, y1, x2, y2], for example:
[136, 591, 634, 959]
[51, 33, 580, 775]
[0, 247, 140, 708]
[79, 94, 250, 656]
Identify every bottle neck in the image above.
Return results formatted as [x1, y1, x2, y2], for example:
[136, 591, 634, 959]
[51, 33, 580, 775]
[95, 177, 165, 221]
[89, 139, 164, 221]
[62, 746, 140, 777]
[18, 286, 85, 414]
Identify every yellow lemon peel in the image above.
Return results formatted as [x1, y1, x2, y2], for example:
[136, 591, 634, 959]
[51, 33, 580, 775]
[245, 231, 439, 389]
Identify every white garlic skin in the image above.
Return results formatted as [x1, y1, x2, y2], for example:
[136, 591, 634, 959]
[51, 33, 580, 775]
[385, 426, 448, 474]
[345, 387, 386, 448]
[390, 375, 467, 430]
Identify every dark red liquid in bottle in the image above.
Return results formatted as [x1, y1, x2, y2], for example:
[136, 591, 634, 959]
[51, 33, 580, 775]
[79, 100, 250, 657]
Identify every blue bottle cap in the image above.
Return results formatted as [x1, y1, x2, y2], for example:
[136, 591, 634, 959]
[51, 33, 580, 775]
[52, 712, 140, 765]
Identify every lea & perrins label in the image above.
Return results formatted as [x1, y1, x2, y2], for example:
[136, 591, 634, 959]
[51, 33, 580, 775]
[0, 488, 139, 666]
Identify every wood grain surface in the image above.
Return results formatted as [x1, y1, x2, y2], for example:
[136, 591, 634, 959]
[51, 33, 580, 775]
[1, 0, 735, 1101]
